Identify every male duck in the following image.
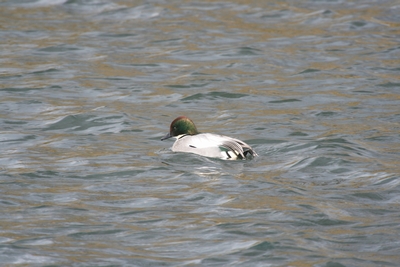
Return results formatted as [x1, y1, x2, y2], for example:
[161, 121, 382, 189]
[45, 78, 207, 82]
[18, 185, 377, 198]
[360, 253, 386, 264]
[161, 116, 257, 160]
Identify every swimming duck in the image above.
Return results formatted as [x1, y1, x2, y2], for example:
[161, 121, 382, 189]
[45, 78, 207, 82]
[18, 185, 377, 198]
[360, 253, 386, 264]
[161, 116, 257, 160]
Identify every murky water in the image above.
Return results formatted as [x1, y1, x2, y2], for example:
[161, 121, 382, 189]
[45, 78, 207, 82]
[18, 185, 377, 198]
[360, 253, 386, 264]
[1, 0, 400, 266]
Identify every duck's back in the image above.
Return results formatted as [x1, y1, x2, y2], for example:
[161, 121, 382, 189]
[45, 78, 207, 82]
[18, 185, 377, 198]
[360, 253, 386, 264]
[172, 133, 256, 160]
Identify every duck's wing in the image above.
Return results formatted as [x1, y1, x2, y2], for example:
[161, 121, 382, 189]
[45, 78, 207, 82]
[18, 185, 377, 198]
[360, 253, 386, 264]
[219, 137, 257, 159]
[202, 133, 257, 160]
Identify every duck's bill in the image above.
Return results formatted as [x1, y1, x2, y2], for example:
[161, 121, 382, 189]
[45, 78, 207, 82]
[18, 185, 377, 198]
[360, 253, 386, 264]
[161, 132, 172, 141]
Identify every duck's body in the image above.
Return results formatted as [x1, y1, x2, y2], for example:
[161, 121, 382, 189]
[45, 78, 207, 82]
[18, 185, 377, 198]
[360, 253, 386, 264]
[161, 116, 257, 160]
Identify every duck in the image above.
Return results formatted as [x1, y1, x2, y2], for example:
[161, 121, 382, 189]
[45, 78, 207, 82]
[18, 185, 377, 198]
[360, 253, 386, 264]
[161, 116, 257, 160]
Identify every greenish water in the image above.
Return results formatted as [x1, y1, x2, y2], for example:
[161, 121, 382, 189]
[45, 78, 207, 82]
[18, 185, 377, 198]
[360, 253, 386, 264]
[1, 0, 399, 266]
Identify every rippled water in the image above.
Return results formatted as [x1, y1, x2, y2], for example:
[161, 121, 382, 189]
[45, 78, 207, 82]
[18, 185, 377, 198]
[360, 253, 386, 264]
[1, 0, 400, 266]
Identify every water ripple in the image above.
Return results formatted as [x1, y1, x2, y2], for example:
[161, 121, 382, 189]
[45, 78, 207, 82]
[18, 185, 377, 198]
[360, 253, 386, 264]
[0, 0, 399, 266]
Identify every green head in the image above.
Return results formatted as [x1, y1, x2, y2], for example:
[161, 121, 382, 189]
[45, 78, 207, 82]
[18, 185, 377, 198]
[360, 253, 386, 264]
[161, 116, 199, 140]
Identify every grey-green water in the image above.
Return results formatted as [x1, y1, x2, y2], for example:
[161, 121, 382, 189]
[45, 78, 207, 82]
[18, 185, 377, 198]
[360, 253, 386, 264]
[1, 0, 399, 266]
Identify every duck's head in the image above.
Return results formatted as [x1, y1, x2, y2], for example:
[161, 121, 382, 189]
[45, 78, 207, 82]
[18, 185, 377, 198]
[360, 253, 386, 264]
[161, 116, 199, 140]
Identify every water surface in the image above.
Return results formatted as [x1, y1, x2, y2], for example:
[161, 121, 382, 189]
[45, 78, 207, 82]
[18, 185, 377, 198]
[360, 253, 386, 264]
[1, 0, 400, 266]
